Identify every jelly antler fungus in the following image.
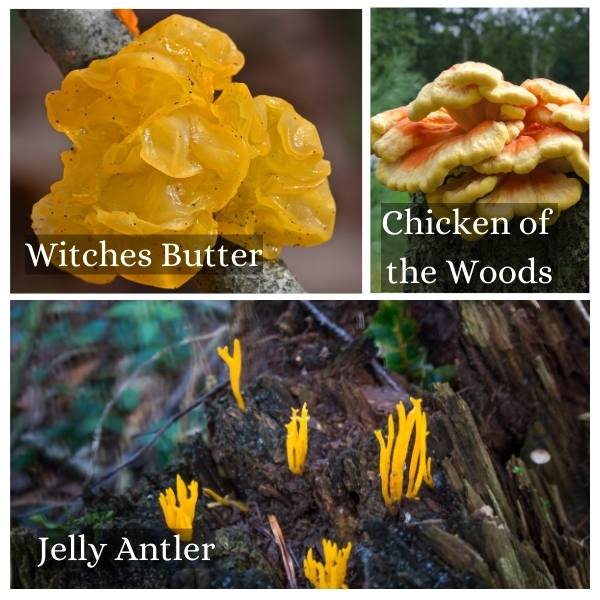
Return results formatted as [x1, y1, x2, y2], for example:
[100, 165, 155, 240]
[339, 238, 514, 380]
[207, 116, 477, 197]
[374, 398, 433, 509]
[158, 474, 198, 542]
[372, 62, 588, 238]
[304, 538, 352, 589]
[285, 403, 310, 475]
[217, 338, 246, 411]
[31, 14, 335, 288]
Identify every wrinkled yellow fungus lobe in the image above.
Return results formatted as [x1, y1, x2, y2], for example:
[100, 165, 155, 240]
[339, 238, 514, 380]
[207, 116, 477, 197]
[304, 538, 352, 589]
[217, 338, 246, 411]
[285, 402, 310, 475]
[374, 397, 433, 509]
[32, 14, 336, 288]
[158, 474, 198, 542]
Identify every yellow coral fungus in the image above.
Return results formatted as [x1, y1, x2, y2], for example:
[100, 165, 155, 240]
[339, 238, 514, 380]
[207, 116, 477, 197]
[304, 538, 352, 589]
[158, 474, 198, 542]
[285, 403, 310, 475]
[374, 398, 433, 509]
[217, 338, 246, 411]
[32, 14, 336, 288]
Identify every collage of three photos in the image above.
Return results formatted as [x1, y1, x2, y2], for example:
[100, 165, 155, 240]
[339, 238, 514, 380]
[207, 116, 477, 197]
[9, 6, 590, 589]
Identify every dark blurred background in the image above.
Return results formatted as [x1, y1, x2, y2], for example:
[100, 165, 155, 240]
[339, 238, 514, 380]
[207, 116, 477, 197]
[11, 9, 362, 293]
[371, 7, 589, 290]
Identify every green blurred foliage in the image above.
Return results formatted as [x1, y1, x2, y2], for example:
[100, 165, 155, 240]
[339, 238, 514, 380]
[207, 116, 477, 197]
[367, 301, 454, 390]
[10, 300, 230, 494]
[371, 174, 408, 292]
[371, 7, 589, 115]
[371, 50, 424, 117]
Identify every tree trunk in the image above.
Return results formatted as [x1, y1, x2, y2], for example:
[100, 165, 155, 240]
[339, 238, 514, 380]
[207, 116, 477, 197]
[11, 301, 589, 588]
[400, 192, 588, 292]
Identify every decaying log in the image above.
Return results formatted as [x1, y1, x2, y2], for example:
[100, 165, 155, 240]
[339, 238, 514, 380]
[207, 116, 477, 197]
[10, 301, 589, 588]
[401, 192, 589, 292]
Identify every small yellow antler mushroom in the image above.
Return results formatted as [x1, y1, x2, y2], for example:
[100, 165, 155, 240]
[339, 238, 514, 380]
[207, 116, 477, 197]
[217, 338, 246, 411]
[304, 538, 352, 589]
[374, 397, 433, 509]
[285, 403, 310, 475]
[158, 474, 198, 542]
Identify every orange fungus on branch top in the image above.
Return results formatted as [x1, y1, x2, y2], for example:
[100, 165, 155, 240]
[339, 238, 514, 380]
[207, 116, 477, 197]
[113, 9, 140, 37]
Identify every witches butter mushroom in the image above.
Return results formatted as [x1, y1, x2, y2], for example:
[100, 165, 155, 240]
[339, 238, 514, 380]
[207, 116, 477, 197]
[31, 14, 336, 288]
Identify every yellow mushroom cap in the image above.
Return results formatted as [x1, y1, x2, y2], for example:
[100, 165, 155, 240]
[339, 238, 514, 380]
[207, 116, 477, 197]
[473, 123, 585, 178]
[476, 168, 582, 220]
[409, 62, 534, 129]
[408, 62, 502, 122]
[376, 119, 513, 194]
[372, 109, 462, 162]
[427, 171, 499, 206]
[480, 80, 537, 108]
[551, 102, 590, 133]
[444, 61, 504, 87]
[32, 14, 336, 288]
[521, 78, 581, 106]
[371, 106, 410, 138]
[568, 148, 589, 183]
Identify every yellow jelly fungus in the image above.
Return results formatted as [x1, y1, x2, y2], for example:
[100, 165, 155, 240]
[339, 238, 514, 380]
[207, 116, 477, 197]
[158, 474, 198, 542]
[31, 14, 336, 288]
[217, 338, 246, 411]
[285, 402, 310, 475]
[304, 538, 352, 589]
[203, 487, 249, 512]
[374, 397, 433, 509]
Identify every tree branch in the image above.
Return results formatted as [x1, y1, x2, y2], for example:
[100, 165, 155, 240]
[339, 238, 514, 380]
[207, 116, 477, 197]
[19, 9, 132, 74]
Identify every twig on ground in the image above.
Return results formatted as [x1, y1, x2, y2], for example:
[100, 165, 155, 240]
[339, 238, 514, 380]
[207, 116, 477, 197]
[268, 514, 298, 589]
[300, 300, 406, 394]
[88, 380, 228, 491]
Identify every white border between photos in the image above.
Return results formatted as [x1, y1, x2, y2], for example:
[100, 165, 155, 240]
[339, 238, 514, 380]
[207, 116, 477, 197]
[3, 0, 595, 594]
